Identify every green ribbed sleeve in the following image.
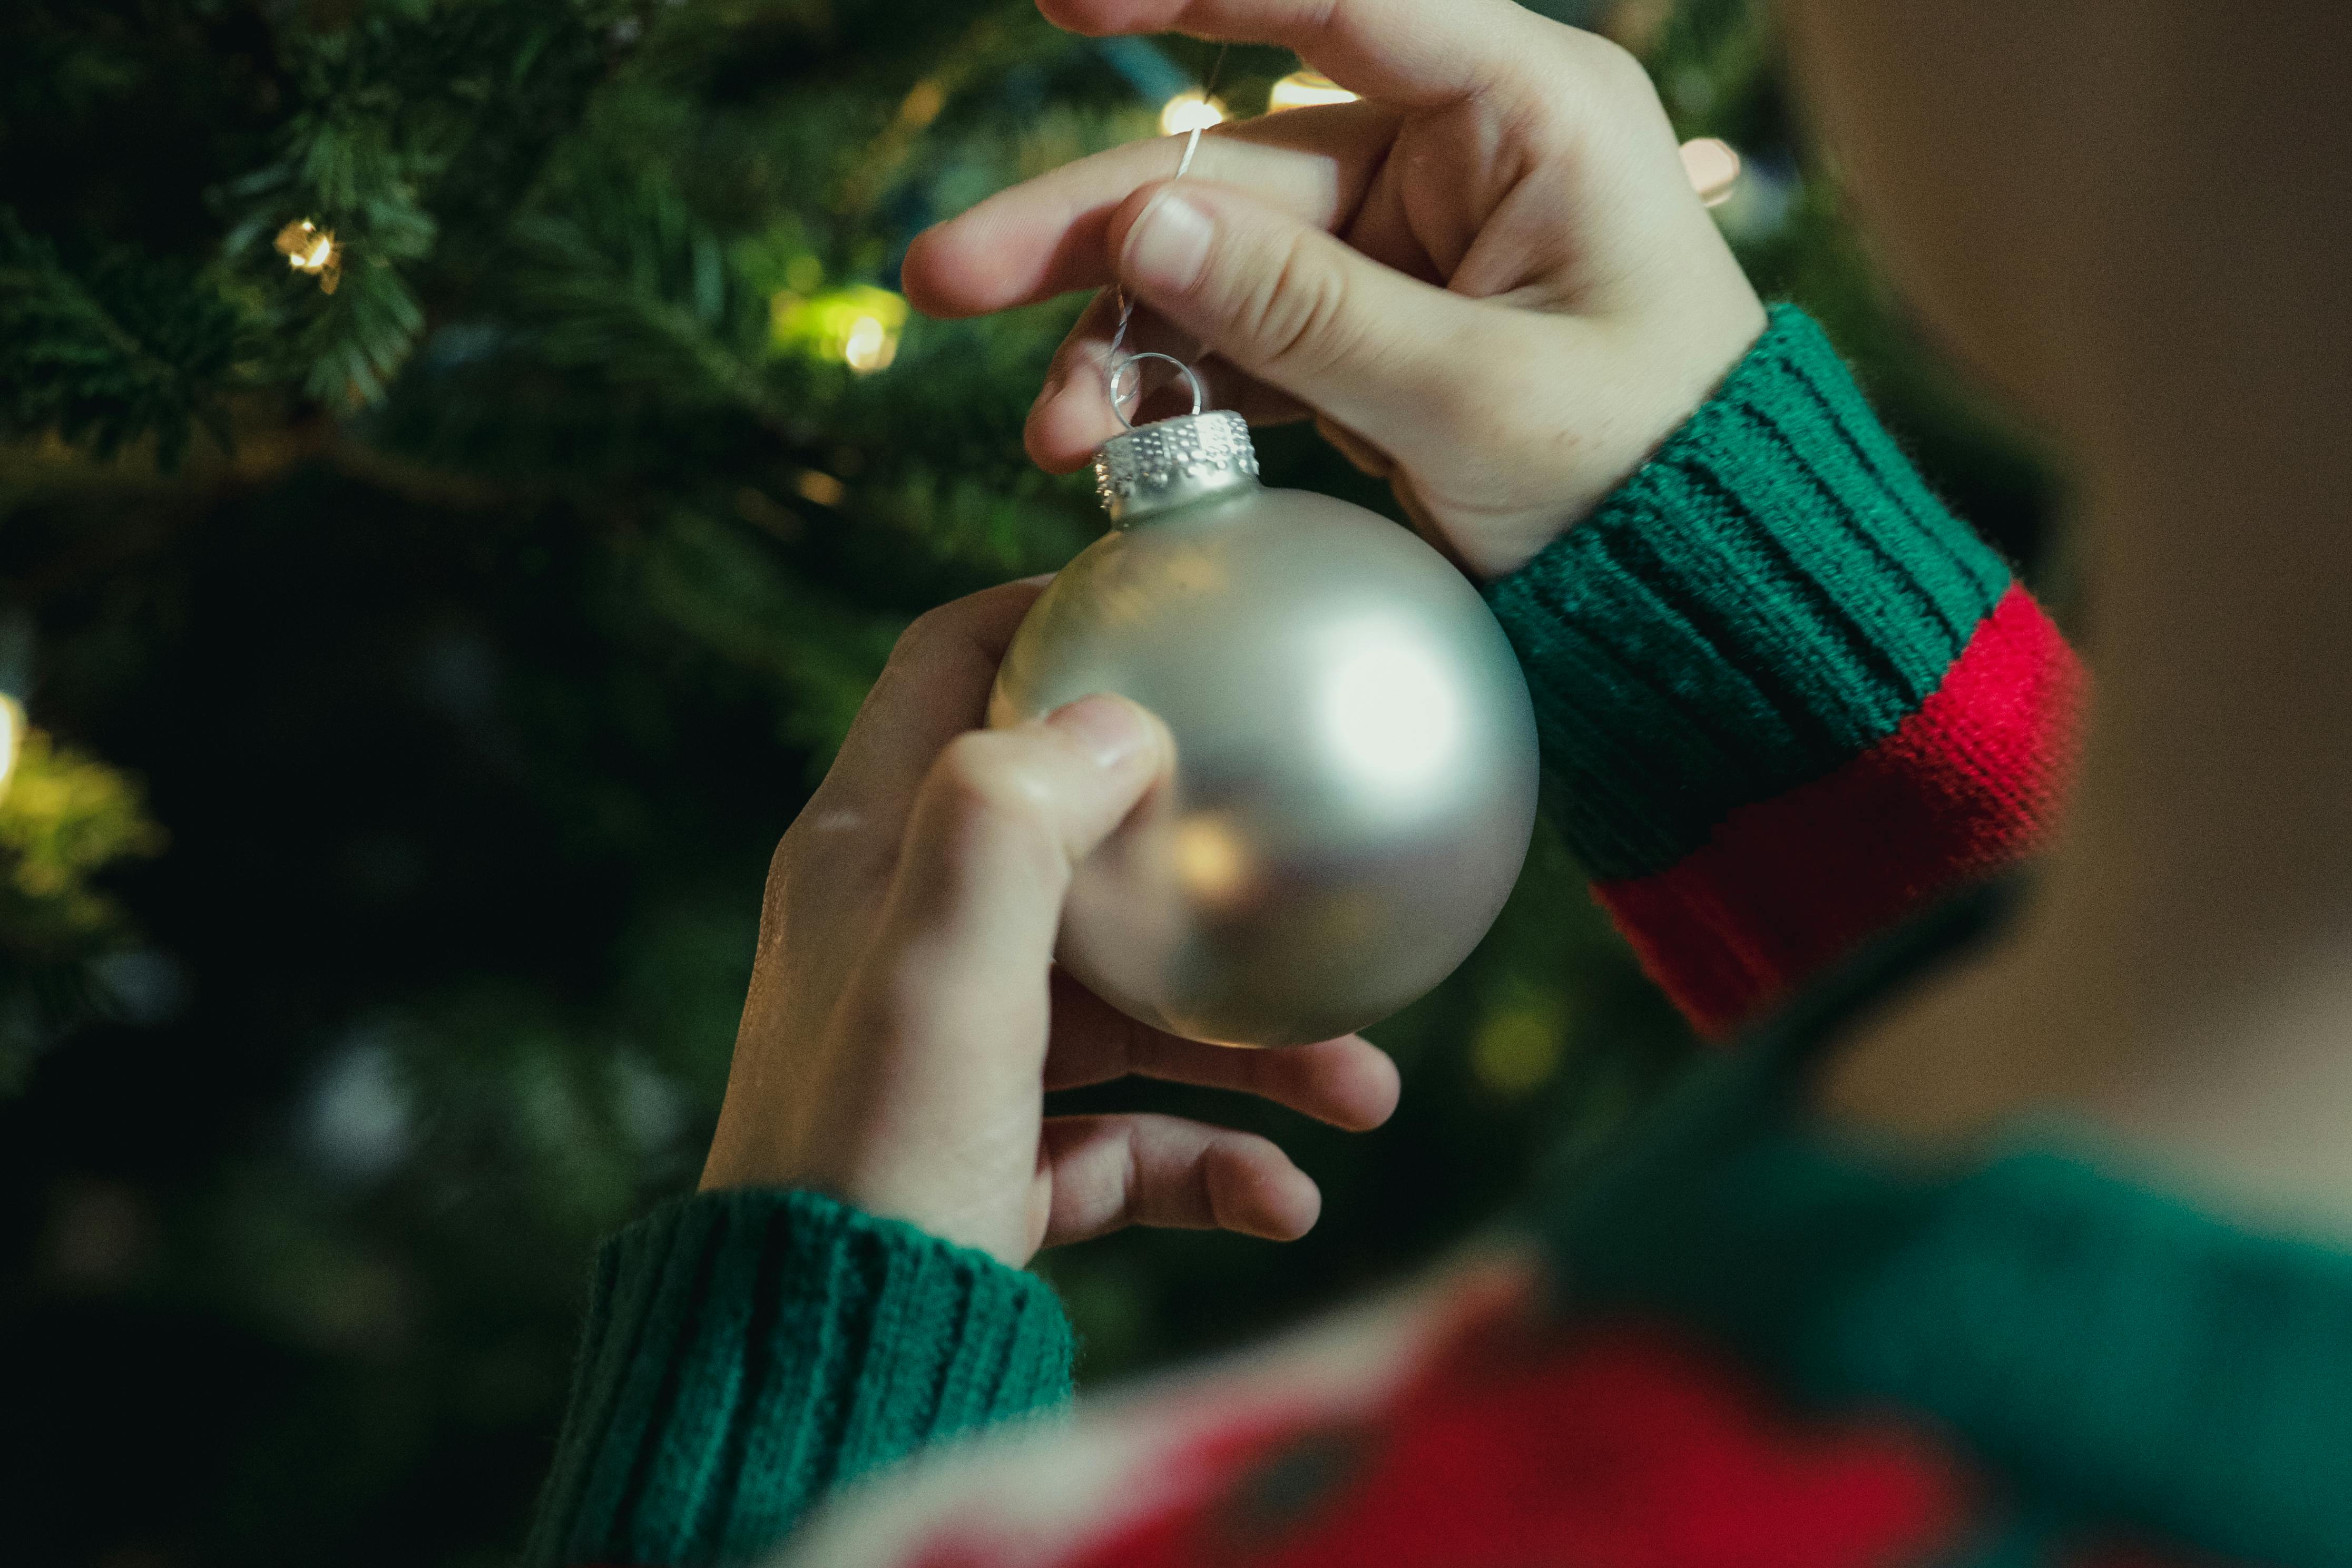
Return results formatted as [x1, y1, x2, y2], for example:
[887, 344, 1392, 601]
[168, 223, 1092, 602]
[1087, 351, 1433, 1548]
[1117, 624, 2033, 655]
[524, 1188, 1075, 1568]
[1483, 305, 2013, 882]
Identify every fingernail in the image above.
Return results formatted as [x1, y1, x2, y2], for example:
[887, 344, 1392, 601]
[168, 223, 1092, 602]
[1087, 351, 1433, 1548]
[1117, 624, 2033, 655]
[1046, 693, 1153, 769]
[1123, 190, 1214, 295]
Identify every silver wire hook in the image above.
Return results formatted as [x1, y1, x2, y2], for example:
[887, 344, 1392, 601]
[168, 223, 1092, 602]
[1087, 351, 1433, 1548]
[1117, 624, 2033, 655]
[1107, 352, 1207, 430]
[1103, 43, 1228, 427]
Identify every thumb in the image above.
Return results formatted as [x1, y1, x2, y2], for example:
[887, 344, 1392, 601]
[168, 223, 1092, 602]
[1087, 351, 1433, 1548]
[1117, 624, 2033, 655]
[1109, 179, 1495, 453]
[881, 694, 1171, 1008]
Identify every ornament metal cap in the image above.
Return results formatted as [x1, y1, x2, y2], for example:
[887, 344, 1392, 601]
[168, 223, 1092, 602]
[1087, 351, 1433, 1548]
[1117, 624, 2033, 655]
[1093, 410, 1260, 524]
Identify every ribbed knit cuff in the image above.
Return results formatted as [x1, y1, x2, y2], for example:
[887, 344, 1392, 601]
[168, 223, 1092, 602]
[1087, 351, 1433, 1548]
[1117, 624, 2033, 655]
[1484, 305, 2012, 882]
[524, 1188, 1075, 1568]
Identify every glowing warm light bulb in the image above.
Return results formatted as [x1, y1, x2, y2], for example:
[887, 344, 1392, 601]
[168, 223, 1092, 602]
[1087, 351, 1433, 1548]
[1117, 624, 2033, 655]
[1159, 90, 1227, 136]
[272, 218, 344, 293]
[1471, 1002, 1564, 1097]
[1678, 136, 1742, 208]
[1266, 68, 1358, 113]
[842, 314, 897, 373]
[0, 694, 22, 807]
[793, 468, 847, 506]
[897, 77, 947, 129]
[771, 285, 907, 370]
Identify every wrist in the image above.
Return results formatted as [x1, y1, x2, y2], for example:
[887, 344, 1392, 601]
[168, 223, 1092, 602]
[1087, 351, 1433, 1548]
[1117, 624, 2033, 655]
[1429, 286, 1769, 583]
[700, 1097, 1032, 1265]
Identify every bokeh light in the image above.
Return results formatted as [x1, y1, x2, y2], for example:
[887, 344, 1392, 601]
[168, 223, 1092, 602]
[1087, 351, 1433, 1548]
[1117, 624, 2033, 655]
[769, 283, 908, 373]
[1159, 89, 1227, 135]
[0, 694, 18, 806]
[1266, 68, 1359, 113]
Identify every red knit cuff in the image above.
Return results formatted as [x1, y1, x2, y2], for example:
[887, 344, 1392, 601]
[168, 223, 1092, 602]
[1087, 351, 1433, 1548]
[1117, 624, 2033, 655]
[1593, 585, 2083, 1036]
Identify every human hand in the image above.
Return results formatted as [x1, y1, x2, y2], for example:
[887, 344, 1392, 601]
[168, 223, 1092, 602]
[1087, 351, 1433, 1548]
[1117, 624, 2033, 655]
[902, 0, 1767, 581]
[700, 581, 1401, 1268]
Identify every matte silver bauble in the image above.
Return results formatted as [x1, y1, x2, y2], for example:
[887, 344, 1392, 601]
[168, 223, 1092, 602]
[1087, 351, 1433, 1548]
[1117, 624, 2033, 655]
[988, 410, 1540, 1047]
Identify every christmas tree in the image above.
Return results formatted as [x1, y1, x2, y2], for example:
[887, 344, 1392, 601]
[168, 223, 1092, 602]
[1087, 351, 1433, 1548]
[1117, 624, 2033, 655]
[0, 1, 2049, 1561]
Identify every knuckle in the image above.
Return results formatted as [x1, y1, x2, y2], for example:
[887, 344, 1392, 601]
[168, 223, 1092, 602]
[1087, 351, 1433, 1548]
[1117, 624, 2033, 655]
[933, 731, 1017, 809]
[1513, 28, 1663, 152]
[1572, 32, 1653, 99]
[889, 603, 960, 668]
[928, 733, 1063, 863]
[1246, 231, 1356, 377]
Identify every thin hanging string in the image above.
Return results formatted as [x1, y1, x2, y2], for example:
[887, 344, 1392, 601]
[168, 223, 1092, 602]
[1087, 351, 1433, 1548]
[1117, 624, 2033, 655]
[1105, 42, 1229, 429]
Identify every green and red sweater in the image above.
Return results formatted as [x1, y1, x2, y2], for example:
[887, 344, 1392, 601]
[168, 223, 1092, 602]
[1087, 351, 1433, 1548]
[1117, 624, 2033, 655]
[525, 308, 2352, 1568]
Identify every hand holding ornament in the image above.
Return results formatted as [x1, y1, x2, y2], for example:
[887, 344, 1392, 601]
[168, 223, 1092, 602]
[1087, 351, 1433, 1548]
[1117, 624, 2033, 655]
[903, 0, 1769, 582]
[699, 581, 1400, 1268]
[700, 0, 1768, 1262]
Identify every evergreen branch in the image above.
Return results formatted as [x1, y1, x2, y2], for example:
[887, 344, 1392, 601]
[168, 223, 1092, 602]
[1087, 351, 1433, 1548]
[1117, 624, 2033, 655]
[0, 209, 250, 466]
[220, 0, 637, 409]
[505, 163, 784, 428]
[512, 224, 781, 424]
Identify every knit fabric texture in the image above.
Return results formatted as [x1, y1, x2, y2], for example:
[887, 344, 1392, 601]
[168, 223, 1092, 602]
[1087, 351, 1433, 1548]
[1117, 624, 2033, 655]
[1485, 305, 2080, 1033]
[1537, 884, 2352, 1568]
[1486, 304, 2011, 882]
[772, 890, 2352, 1568]
[524, 1187, 1073, 1567]
[530, 306, 2099, 1568]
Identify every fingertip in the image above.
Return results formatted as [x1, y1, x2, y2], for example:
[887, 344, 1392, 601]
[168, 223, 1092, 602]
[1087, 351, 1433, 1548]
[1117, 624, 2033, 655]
[1229, 1148, 1321, 1241]
[899, 222, 977, 319]
[1025, 375, 1120, 473]
[1041, 691, 1162, 773]
[1270, 1162, 1323, 1240]
[897, 224, 951, 316]
[1339, 1036, 1405, 1131]
[1280, 1034, 1402, 1132]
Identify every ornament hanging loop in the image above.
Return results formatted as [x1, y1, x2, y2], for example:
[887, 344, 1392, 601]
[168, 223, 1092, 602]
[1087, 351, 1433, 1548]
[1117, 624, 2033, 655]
[1103, 43, 1228, 430]
[1107, 351, 1207, 431]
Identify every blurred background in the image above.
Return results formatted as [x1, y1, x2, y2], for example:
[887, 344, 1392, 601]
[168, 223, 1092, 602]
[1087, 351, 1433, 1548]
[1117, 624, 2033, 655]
[0, 1, 2053, 1562]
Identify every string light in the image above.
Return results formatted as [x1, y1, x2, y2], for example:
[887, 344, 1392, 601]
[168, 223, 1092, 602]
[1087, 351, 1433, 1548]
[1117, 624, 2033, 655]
[0, 694, 19, 807]
[842, 315, 894, 371]
[769, 283, 909, 374]
[272, 219, 343, 293]
[1677, 137, 1742, 207]
[1469, 999, 1564, 1097]
[896, 77, 948, 130]
[793, 469, 847, 506]
[1158, 89, 1227, 136]
[1265, 68, 1358, 113]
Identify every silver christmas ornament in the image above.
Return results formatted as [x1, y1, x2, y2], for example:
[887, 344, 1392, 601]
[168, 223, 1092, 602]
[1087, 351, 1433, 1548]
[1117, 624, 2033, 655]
[989, 409, 1540, 1046]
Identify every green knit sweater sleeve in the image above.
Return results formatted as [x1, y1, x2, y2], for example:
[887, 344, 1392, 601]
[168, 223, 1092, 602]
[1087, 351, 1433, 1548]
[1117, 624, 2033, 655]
[523, 1187, 1074, 1568]
[1480, 305, 2076, 1035]
[1484, 303, 2014, 885]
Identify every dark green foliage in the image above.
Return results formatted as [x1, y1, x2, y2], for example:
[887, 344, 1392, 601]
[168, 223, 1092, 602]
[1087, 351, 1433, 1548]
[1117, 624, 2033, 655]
[219, 0, 636, 403]
[0, 2, 2050, 1563]
[0, 209, 248, 464]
